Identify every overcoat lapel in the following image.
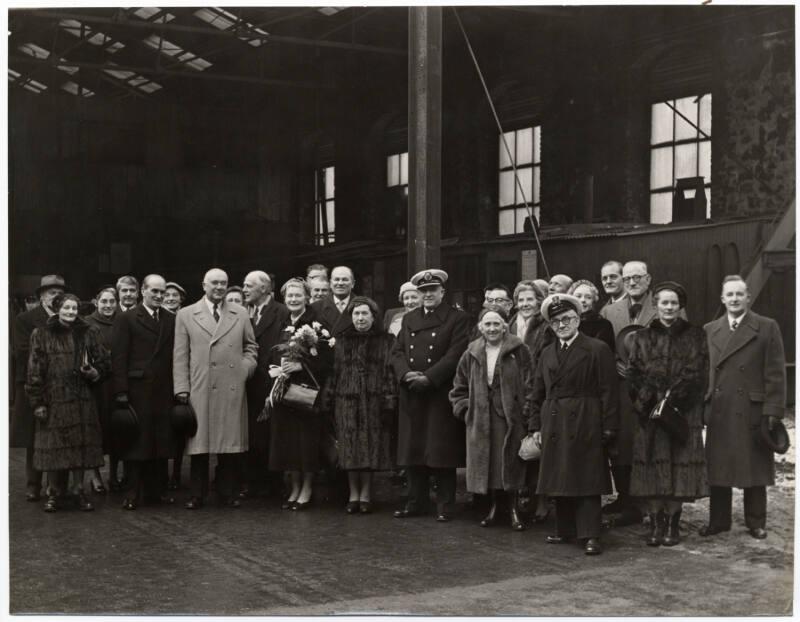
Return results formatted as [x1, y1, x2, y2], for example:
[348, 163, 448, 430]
[191, 301, 216, 337]
[211, 305, 238, 344]
[550, 334, 589, 386]
[254, 301, 277, 339]
[135, 305, 159, 336]
[405, 303, 448, 331]
[718, 313, 759, 364]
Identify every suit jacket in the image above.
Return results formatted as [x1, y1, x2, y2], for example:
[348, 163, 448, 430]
[529, 332, 618, 496]
[390, 303, 470, 467]
[173, 299, 258, 455]
[311, 296, 354, 337]
[246, 299, 290, 450]
[11, 305, 50, 447]
[112, 305, 175, 460]
[704, 311, 786, 487]
[383, 307, 406, 335]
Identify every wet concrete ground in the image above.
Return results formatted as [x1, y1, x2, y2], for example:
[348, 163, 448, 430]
[8, 446, 794, 616]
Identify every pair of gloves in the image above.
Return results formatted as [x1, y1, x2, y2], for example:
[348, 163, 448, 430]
[402, 371, 432, 393]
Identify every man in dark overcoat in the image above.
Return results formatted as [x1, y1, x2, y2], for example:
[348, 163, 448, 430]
[701, 275, 787, 540]
[311, 265, 355, 337]
[112, 274, 175, 510]
[530, 294, 619, 555]
[391, 269, 470, 522]
[242, 270, 289, 497]
[12, 275, 66, 501]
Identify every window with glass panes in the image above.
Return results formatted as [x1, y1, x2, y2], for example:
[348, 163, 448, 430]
[498, 126, 540, 235]
[649, 94, 711, 224]
[314, 166, 335, 246]
[387, 152, 408, 192]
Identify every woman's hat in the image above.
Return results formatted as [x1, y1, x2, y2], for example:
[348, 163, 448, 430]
[165, 281, 187, 297]
[398, 281, 418, 302]
[540, 294, 581, 322]
[616, 324, 646, 366]
[171, 403, 198, 438]
[653, 281, 687, 308]
[760, 418, 790, 454]
[110, 403, 139, 452]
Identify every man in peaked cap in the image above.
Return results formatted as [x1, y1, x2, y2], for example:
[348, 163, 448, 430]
[391, 269, 470, 522]
[529, 294, 619, 555]
[12, 275, 67, 501]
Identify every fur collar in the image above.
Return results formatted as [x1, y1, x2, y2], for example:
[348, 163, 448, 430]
[466, 334, 525, 363]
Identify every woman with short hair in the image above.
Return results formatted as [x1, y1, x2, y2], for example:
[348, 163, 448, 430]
[268, 278, 328, 510]
[627, 281, 709, 546]
[26, 293, 111, 512]
[322, 296, 396, 513]
[84, 286, 120, 493]
[569, 279, 615, 353]
[450, 307, 534, 531]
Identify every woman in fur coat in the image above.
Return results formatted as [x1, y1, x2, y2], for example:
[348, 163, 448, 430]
[26, 293, 111, 512]
[322, 296, 397, 514]
[449, 308, 535, 531]
[627, 281, 709, 547]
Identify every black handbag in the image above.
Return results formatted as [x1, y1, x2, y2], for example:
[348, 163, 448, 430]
[280, 363, 320, 414]
[649, 388, 689, 446]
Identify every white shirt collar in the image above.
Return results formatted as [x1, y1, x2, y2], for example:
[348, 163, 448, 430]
[728, 311, 747, 329]
[205, 297, 222, 315]
[561, 332, 579, 348]
[142, 303, 157, 318]
[334, 295, 350, 310]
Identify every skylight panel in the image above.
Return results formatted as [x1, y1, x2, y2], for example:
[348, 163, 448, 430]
[138, 81, 162, 93]
[23, 78, 47, 93]
[57, 59, 79, 75]
[62, 81, 95, 97]
[59, 19, 124, 53]
[18, 42, 50, 59]
[133, 7, 176, 22]
[104, 67, 135, 81]
[143, 35, 212, 71]
[318, 7, 344, 16]
[9, 68, 21, 81]
[194, 8, 269, 47]
[103, 63, 162, 94]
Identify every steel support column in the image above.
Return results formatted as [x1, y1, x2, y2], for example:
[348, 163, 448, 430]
[407, 6, 442, 274]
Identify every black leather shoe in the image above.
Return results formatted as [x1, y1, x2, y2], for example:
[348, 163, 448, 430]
[584, 538, 603, 555]
[281, 498, 296, 510]
[292, 500, 311, 511]
[749, 527, 767, 540]
[699, 524, 730, 537]
[122, 498, 137, 511]
[359, 501, 373, 514]
[26, 491, 41, 502]
[78, 494, 94, 512]
[435, 513, 452, 522]
[393, 507, 423, 519]
[224, 498, 242, 509]
[43, 495, 58, 513]
[346, 501, 360, 514]
[184, 497, 204, 510]
[546, 535, 571, 544]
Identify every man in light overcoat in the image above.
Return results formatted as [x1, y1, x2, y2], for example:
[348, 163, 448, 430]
[173, 268, 258, 509]
[701, 275, 787, 540]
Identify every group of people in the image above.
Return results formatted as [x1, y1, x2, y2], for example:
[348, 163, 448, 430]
[11, 258, 787, 557]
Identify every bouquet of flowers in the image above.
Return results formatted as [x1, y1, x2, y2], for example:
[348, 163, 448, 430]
[258, 322, 334, 422]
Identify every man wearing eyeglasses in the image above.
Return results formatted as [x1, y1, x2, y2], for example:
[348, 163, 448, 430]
[470, 283, 515, 340]
[528, 294, 618, 555]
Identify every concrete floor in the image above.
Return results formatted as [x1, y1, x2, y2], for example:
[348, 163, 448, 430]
[8, 447, 794, 616]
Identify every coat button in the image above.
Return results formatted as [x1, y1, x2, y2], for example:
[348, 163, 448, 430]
[211, 362, 216, 367]
[739, 366, 745, 371]
[411, 333, 416, 337]
[427, 358, 431, 363]
[230, 364, 234, 368]
[431, 332, 436, 337]
[410, 358, 414, 363]
[410, 345, 414, 349]
[429, 345, 434, 350]
[714, 388, 720, 393]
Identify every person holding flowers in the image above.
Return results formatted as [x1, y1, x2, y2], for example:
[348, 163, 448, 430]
[267, 278, 332, 510]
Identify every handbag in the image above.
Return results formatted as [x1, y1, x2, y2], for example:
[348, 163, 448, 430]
[280, 363, 320, 414]
[649, 388, 689, 446]
[518, 434, 541, 461]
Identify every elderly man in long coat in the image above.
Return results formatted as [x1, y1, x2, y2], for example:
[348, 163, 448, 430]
[391, 269, 470, 522]
[701, 275, 787, 540]
[12, 275, 66, 501]
[112, 274, 175, 510]
[173, 268, 258, 509]
[531, 294, 619, 555]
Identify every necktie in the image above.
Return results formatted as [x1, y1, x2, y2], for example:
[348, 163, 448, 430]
[213, 304, 220, 323]
[153, 309, 159, 323]
[336, 300, 345, 313]
[629, 303, 642, 322]
[731, 320, 738, 331]
[557, 341, 568, 363]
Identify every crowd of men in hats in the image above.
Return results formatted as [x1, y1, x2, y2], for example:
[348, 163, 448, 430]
[10, 257, 788, 556]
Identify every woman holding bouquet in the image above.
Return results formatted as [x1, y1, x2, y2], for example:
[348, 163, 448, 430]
[268, 278, 329, 510]
[321, 296, 397, 514]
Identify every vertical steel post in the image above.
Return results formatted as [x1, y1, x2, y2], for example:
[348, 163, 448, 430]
[407, 7, 442, 274]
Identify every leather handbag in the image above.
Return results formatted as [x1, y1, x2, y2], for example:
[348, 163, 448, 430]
[518, 434, 541, 461]
[281, 363, 320, 414]
[649, 388, 689, 446]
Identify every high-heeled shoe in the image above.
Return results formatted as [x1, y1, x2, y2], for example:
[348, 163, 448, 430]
[282, 497, 298, 510]
[510, 493, 526, 531]
[292, 499, 312, 511]
[90, 479, 106, 494]
[480, 493, 498, 527]
[359, 501, 373, 514]
[346, 501, 360, 514]
[77, 494, 94, 512]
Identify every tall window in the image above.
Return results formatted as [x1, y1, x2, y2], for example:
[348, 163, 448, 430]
[650, 93, 711, 224]
[498, 126, 541, 235]
[314, 166, 335, 246]
[386, 152, 409, 193]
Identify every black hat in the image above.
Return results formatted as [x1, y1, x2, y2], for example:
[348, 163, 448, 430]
[760, 418, 790, 454]
[172, 403, 198, 438]
[110, 404, 139, 453]
[653, 281, 687, 308]
[616, 324, 646, 367]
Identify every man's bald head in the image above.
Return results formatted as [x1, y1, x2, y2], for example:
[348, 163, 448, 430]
[203, 268, 228, 303]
